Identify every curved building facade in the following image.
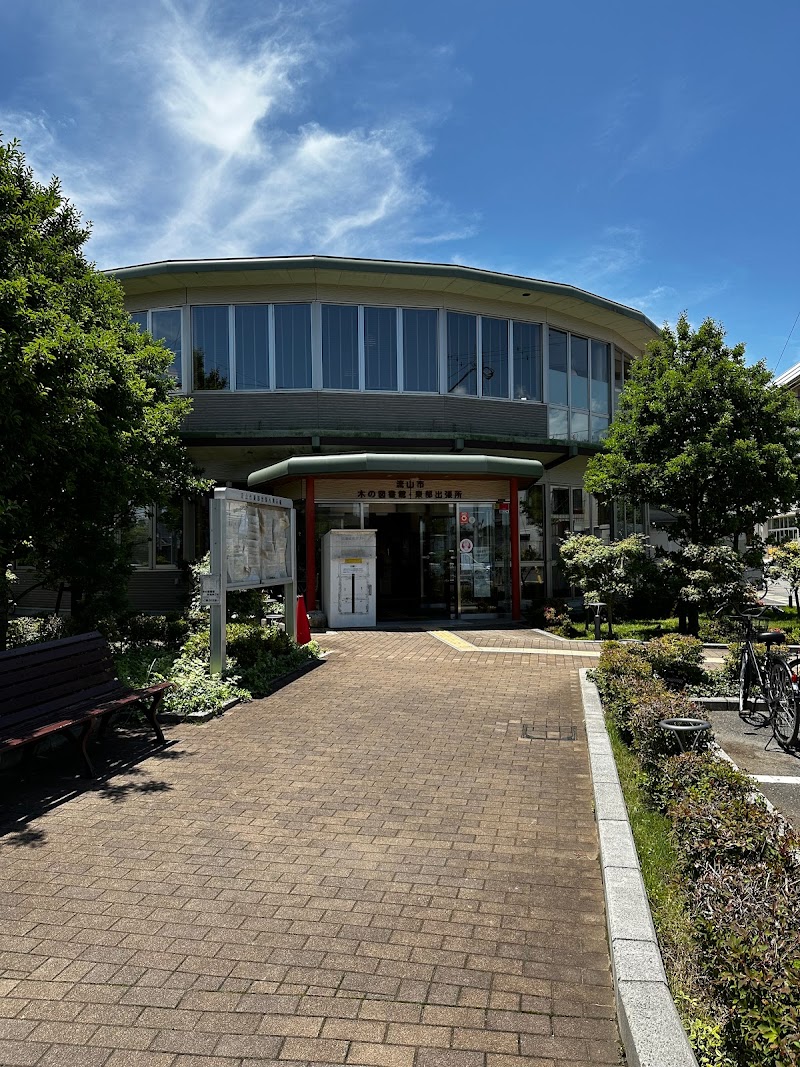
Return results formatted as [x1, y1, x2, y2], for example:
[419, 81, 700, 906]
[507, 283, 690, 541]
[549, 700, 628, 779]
[112, 256, 659, 621]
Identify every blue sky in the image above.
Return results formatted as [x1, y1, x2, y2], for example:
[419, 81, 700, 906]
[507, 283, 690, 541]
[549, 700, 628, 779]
[1, 0, 799, 372]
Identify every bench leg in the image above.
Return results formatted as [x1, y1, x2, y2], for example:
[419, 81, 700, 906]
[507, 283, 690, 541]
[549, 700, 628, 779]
[145, 692, 167, 746]
[78, 720, 98, 778]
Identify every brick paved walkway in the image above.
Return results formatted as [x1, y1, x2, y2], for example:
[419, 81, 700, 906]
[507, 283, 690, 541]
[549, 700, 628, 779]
[0, 630, 618, 1066]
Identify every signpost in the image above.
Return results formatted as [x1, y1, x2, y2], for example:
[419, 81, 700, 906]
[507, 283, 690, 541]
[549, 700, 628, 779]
[208, 487, 297, 674]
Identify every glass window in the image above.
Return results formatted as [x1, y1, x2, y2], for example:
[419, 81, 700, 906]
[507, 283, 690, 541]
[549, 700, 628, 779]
[591, 415, 609, 442]
[591, 341, 610, 414]
[235, 305, 270, 390]
[130, 311, 149, 331]
[548, 407, 569, 440]
[513, 321, 542, 401]
[128, 502, 183, 568]
[570, 335, 589, 409]
[403, 308, 438, 392]
[364, 306, 397, 391]
[192, 305, 229, 390]
[571, 410, 589, 442]
[481, 316, 508, 398]
[154, 501, 183, 566]
[274, 304, 312, 389]
[151, 308, 182, 383]
[129, 507, 152, 568]
[447, 312, 477, 396]
[548, 329, 568, 405]
[322, 304, 359, 390]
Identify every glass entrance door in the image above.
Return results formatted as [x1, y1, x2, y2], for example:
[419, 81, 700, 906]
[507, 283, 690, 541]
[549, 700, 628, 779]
[458, 504, 510, 615]
[420, 505, 456, 618]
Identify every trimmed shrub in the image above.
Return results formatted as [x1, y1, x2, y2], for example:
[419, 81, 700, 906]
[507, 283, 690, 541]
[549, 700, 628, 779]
[593, 649, 800, 1065]
[644, 634, 706, 687]
[180, 622, 318, 697]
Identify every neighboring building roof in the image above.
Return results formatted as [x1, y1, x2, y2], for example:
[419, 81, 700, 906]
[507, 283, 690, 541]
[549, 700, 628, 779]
[108, 254, 660, 352]
[774, 360, 800, 390]
[247, 452, 544, 489]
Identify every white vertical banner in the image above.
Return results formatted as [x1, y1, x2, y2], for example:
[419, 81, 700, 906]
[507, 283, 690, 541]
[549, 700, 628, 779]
[208, 487, 297, 674]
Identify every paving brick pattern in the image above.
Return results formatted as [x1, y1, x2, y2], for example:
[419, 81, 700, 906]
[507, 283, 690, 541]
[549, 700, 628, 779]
[0, 630, 618, 1066]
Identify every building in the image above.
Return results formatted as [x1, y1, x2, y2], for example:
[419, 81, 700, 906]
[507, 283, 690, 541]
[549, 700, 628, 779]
[111, 255, 658, 622]
[760, 361, 800, 544]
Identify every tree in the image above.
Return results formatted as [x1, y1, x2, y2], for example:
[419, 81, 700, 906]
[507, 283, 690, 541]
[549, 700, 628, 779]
[585, 314, 800, 632]
[766, 540, 800, 611]
[558, 533, 654, 636]
[586, 314, 800, 547]
[0, 136, 205, 648]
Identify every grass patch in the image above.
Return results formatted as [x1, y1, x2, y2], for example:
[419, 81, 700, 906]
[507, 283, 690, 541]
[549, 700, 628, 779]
[605, 714, 693, 967]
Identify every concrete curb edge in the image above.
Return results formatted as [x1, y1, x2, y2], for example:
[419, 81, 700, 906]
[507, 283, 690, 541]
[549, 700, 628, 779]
[579, 667, 699, 1067]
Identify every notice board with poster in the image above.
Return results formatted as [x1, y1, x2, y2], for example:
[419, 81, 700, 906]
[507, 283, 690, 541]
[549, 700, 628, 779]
[208, 487, 296, 671]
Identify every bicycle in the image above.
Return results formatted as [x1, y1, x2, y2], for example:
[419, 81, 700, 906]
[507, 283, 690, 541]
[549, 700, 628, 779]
[729, 606, 799, 751]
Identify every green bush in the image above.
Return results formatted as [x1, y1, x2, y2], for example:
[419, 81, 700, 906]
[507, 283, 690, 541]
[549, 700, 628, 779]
[180, 622, 318, 697]
[628, 689, 709, 798]
[644, 634, 706, 687]
[6, 614, 72, 647]
[99, 612, 190, 649]
[594, 658, 800, 1065]
[692, 859, 800, 1067]
[158, 655, 250, 718]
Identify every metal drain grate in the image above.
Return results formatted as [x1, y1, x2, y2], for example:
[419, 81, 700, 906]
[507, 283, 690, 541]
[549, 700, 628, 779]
[521, 722, 577, 742]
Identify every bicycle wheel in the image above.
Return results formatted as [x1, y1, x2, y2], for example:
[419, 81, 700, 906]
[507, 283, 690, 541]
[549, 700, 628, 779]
[768, 659, 799, 750]
[738, 653, 758, 724]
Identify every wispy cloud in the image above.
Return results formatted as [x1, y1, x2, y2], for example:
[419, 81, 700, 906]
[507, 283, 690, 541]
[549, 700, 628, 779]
[0, 0, 472, 267]
[545, 226, 644, 288]
[593, 77, 724, 184]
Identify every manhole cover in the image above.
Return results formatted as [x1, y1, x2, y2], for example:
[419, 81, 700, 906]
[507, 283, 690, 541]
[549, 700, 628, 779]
[521, 722, 577, 742]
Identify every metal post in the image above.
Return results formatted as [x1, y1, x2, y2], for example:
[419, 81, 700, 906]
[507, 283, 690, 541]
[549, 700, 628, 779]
[305, 476, 316, 611]
[510, 478, 521, 621]
[285, 509, 298, 643]
[209, 493, 227, 674]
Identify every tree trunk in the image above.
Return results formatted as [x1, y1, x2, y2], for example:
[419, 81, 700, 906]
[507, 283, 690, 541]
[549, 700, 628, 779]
[607, 603, 614, 639]
[687, 604, 700, 637]
[795, 588, 799, 613]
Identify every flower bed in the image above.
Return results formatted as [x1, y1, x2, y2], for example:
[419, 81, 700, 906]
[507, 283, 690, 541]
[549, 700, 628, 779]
[592, 637, 800, 1067]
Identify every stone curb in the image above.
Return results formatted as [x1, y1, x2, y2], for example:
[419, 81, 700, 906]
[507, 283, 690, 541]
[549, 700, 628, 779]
[579, 668, 698, 1067]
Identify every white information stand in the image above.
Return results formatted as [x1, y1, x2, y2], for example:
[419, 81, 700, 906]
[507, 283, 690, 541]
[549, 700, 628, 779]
[207, 487, 296, 673]
[322, 529, 377, 628]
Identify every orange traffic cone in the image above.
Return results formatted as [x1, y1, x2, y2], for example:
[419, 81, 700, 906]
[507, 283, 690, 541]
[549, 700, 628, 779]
[296, 595, 312, 645]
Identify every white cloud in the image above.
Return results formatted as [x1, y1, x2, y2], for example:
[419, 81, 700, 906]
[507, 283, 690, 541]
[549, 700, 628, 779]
[1, 0, 468, 268]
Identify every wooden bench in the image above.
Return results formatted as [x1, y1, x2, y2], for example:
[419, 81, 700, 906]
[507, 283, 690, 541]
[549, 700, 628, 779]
[0, 631, 170, 777]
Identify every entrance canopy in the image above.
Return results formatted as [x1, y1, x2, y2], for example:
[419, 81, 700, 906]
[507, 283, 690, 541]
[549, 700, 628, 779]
[248, 452, 544, 489]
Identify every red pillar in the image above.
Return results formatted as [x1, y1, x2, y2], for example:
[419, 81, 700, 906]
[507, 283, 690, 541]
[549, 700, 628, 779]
[305, 476, 316, 611]
[510, 477, 521, 621]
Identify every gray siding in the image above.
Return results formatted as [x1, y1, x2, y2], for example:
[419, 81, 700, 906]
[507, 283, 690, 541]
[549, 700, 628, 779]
[184, 391, 548, 441]
[11, 571, 187, 616]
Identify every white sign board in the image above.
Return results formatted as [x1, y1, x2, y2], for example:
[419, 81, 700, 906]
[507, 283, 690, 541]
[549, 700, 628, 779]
[200, 574, 221, 606]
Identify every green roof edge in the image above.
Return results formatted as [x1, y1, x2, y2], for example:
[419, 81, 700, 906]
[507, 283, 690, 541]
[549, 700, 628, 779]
[106, 254, 659, 337]
[247, 452, 544, 488]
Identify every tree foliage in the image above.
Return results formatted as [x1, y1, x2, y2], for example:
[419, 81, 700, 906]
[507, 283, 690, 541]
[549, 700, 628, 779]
[585, 314, 800, 547]
[766, 540, 800, 611]
[0, 135, 205, 645]
[558, 533, 655, 632]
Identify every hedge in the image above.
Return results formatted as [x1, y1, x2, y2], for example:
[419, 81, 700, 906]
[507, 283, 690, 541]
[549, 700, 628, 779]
[593, 637, 800, 1067]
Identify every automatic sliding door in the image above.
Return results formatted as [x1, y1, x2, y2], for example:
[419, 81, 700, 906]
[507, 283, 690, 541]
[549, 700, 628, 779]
[421, 505, 456, 617]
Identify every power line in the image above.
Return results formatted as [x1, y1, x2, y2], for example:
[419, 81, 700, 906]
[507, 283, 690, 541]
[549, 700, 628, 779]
[774, 308, 800, 376]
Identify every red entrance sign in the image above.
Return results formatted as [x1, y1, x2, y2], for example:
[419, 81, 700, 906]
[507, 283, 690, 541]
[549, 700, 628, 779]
[459, 511, 469, 524]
